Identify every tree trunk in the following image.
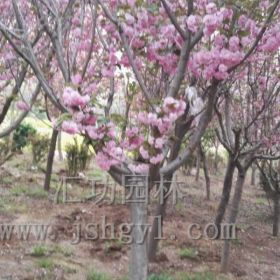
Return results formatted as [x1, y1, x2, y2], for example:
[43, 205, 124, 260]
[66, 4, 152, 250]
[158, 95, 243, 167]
[195, 148, 201, 181]
[44, 129, 58, 191]
[273, 193, 279, 237]
[148, 174, 172, 261]
[148, 202, 166, 261]
[57, 131, 63, 161]
[215, 156, 235, 226]
[250, 164, 256, 186]
[221, 171, 246, 273]
[129, 177, 148, 280]
[200, 145, 210, 200]
[214, 145, 219, 174]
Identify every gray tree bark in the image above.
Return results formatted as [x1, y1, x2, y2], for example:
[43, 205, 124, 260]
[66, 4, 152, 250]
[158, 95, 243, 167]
[221, 171, 246, 273]
[215, 156, 235, 226]
[273, 193, 279, 237]
[195, 148, 201, 181]
[200, 145, 210, 200]
[129, 178, 148, 280]
[250, 164, 257, 186]
[44, 129, 59, 191]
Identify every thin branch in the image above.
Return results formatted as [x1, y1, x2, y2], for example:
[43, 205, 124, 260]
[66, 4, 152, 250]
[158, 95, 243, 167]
[160, 0, 186, 39]
[228, 0, 280, 73]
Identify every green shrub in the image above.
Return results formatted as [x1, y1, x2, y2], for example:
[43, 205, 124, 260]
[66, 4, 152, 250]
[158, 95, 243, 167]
[29, 133, 49, 165]
[12, 123, 36, 151]
[65, 138, 92, 177]
[0, 139, 9, 157]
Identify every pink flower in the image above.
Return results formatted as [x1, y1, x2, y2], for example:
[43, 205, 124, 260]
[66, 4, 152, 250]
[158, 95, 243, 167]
[96, 151, 111, 171]
[63, 87, 90, 108]
[220, 8, 233, 20]
[163, 97, 186, 117]
[150, 153, 164, 165]
[214, 64, 228, 80]
[127, 0, 136, 7]
[258, 76, 267, 90]
[241, 36, 251, 47]
[62, 121, 79, 135]
[16, 101, 29, 111]
[214, 35, 226, 49]
[186, 15, 199, 33]
[148, 136, 155, 145]
[125, 128, 144, 150]
[238, 15, 248, 29]
[140, 146, 150, 160]
[84, 83, 97, 95]
[155, 138, 165, 149]
[125, 13, 135, 25]
[156, 117, 172, 134]
[195, 50, 212, 65]
[86, 127, 104, 140]
[229, 36, 240, 52]
[82, 113, 96, 126]
[72, 74, 82, 85]
[261, 37, 279, 52]
[206, 3, 217, 14]
[128, 163, 149, 174]
[219, 49, 243, 66]
[203, 14, 220, 36]
[96, 141, 125, 171]
[131, 38, 145, 49]
[101, 67, 114, 78]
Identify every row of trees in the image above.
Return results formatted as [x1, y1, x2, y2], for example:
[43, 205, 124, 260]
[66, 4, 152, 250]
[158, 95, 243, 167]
[0, 0, 279, 279]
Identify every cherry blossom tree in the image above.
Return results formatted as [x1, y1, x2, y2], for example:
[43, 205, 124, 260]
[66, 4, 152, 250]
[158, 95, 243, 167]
[0, 0, 279, 279]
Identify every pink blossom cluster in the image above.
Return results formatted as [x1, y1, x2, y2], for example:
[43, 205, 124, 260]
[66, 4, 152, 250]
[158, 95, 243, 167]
[189, 46, 244, 80]
[136, 97, 186, 165]
[61, 120, 79, 135]
[138, 97, 186, 134]
[86, 123, 115, 141]
[260, 26, 280, 53]
[62, 87, 90, 109]
[122, 127, 144, 151]
[95, 140, 125, 171]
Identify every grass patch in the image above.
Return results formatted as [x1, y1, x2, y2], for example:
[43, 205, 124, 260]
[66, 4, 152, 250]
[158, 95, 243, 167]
[37, 258, 53, 269]
[148, 274, 172, 280]
[0, 176, 14, 185]
[175, 201, 184, 214]
[87, 271, 109, 280]
[25, 187, 48, 199]
[256, 197, 267, 205]
[10, 185, 48, 199]
[0, 198, 9, 213]
[230, 238, 243, 246]
[178, 248, 199, 260]
[31, 245, 48, 257]
[10, 185, 26, 196]
[52, 244, 73, 257]
[7, 203, 28, 214]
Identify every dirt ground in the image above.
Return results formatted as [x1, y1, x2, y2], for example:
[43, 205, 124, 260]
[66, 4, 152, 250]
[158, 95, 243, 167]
[0, 153, 279, 280]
